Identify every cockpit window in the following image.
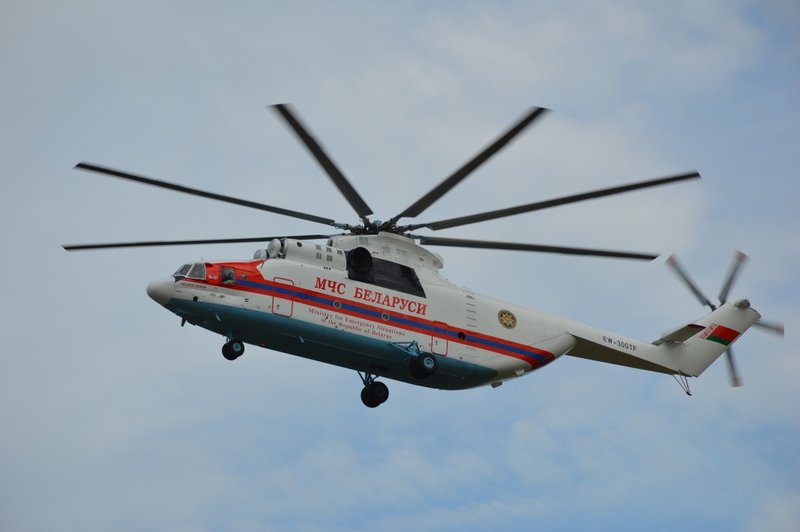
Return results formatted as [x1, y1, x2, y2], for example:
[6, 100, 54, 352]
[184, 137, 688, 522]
[174, 264, 192, 279]
[174, 263, 206, 281]
[187, 263, 206, 280]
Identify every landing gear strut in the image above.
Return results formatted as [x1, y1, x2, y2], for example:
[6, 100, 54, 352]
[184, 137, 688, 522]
[358, 371, 389, 408]
[222, 338, 245, 361]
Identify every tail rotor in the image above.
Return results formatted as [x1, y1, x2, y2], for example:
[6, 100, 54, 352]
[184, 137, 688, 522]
[666, 251, 784, 387]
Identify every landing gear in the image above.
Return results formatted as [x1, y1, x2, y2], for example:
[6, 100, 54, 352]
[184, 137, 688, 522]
[361, 382, 389, 408]
[358, 371, 389, 408]
[389, 341, 439, 380]
[409, 353, 438, 379]
[222, 338, 245, 361]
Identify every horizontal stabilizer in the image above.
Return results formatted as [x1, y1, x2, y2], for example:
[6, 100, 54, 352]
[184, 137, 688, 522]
[653, 323, 705, 345]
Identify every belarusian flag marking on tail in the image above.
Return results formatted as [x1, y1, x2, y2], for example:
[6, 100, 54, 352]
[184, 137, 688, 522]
[707, 325, 740, 346]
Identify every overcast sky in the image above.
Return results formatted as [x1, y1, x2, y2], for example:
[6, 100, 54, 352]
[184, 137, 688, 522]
[1, 1, 798, 531]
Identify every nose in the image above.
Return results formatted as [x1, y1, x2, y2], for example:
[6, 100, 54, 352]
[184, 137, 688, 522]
[146, 277, 174, 306]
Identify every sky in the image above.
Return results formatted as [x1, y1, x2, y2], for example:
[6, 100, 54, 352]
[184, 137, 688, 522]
[1, 1, 798, 530]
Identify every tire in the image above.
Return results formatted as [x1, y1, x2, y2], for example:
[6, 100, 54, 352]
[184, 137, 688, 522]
[409, 358, 425, 379]
[409, 354, 437, 379]
[222, 339, 244, 361]
[229, 339, 245, 357]
[370, 381, 389, 404]
[419, 354, 437, 374]
[361, 387, 380, 408]
[361, 382, 389, 407]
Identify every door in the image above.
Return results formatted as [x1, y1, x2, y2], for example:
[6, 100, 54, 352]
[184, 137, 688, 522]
[430, 321, 449, 356]
[272, 277, 294, 317]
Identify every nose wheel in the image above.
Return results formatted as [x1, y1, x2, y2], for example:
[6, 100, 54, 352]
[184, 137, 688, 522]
[358, 371, 389, 408]
[222, 338, 245, 360]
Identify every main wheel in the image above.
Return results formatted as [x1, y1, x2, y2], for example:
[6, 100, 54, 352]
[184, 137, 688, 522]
[409, 354, 438, 379]
[419, 354, 437, 374]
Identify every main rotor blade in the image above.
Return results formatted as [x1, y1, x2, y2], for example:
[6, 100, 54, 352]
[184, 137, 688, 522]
[271, 104, 373, 223]
[417, 235, 658, 260]
[411, 171, 701, 231]
[75, 162, 342, 228]
[62, 234, 332, 251]
[390, 107, 549, 224]
[725, 347, 743, 387]
[718, 250, 749, 304]
[666, 254, 716, 310]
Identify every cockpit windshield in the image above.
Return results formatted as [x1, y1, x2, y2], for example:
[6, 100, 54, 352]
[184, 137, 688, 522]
[174, 263, 206, 281]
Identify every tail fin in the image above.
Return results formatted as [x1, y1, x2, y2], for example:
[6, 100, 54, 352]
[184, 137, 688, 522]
[666, 299, 760, 377]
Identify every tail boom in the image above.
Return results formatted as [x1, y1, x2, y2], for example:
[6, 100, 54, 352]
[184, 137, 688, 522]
[564, 299, 761, 378]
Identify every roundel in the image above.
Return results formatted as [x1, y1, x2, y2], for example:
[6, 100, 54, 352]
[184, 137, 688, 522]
[498, 309, 517, 329]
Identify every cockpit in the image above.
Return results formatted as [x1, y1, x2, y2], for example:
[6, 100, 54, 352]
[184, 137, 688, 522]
[173, 262, 206, 281]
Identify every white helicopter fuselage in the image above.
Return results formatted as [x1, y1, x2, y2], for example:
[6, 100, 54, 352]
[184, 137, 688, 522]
[68, 106, 776, 406]
[146, 233, 761, 393]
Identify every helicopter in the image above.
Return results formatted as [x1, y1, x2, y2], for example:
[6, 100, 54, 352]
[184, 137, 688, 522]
[63, 104, 782, 407]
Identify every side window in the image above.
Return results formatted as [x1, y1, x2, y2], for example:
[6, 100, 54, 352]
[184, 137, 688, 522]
[221, 267, 236, 285]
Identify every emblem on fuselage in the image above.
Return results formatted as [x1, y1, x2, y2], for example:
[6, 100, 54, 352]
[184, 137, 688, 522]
[498, 309, 517, 329]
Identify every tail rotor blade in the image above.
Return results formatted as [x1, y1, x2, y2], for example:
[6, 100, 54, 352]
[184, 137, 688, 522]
[753, 319, 785, 337]
[725, 348, 743, 387]
[718, 250, 749, 304]
[666, 255, 716, 310]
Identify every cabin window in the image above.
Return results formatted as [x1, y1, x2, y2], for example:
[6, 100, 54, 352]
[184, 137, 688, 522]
[221, 267, 236, 285]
